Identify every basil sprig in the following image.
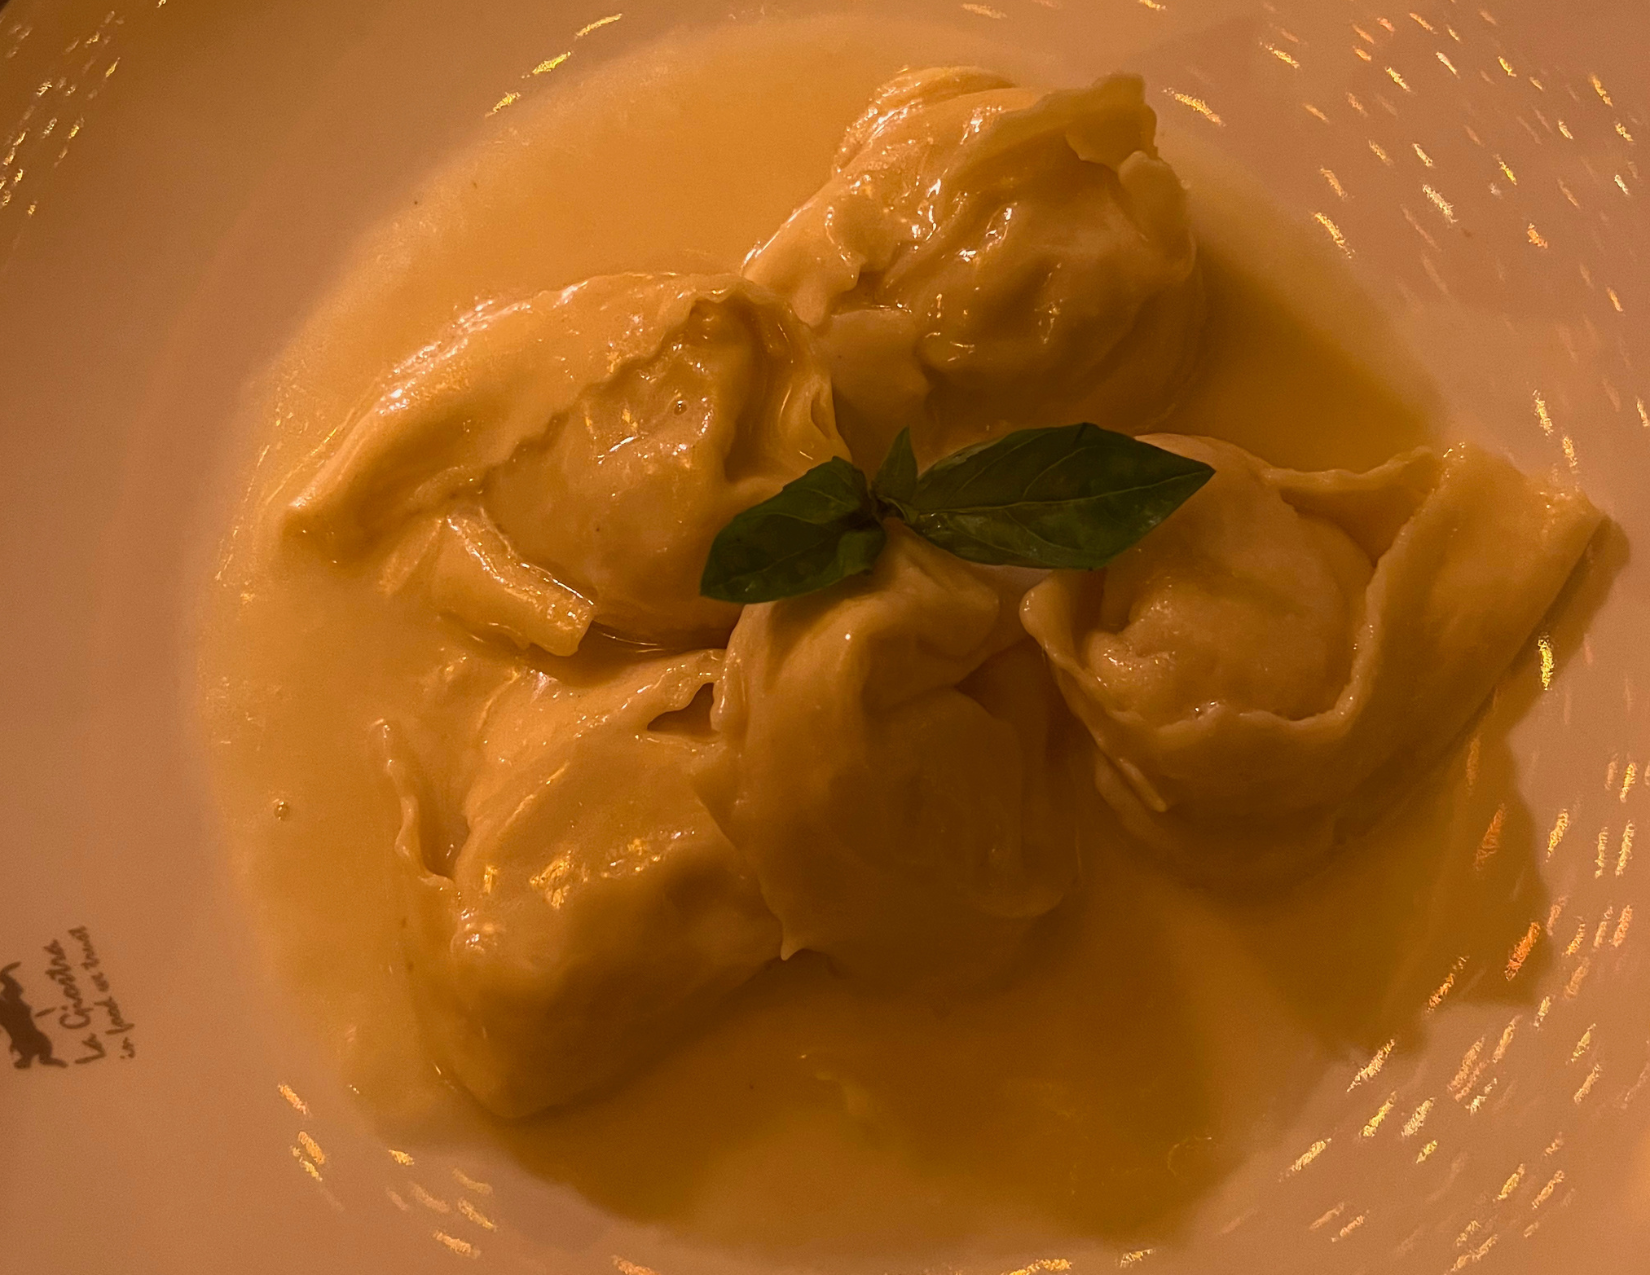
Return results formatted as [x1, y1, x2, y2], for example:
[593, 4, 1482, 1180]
[698, 458, 888, 605]
[700, 424, 1213, 604]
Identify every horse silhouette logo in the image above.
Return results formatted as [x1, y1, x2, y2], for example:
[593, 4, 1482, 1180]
[1, 962, 65, 1069]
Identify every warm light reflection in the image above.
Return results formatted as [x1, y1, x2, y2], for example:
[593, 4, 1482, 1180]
[1165, 90, 1223, 126]
[1533, 392, 1554, 436]
[1001, 1260, 1071, 1275]
[1403, 206, 1441, 251]
[1476, 805, 1506, 867]
[1546, 809, 1570, 857]
[1423, 184, 1457, 222]
[1449, 1037, 1487, 1099]
[1361, 1094, 1395, 1136]
[456, 1199, 497, 1230]
[1428, 956, 1467, 1009]
[433, 1230, 479, 1258]
[1283, 1138, 1329, 1177]
[452, 1168, 493, 1195]
[1348, 1038, 1395, 1089]
[1505, 921, 1541, 978]
[1313, 211, 1351, 254]
[1309, 1202, 1346, 1231]
[277, 1083, 310, 1115]
[575, 13, 624, 39]
[1453, 1236, 1499, 1269]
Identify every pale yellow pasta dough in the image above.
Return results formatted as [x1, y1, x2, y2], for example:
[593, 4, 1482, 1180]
[1022, 435, 1602, 882]
[745, 68, 1203, 467]
[700, 530, 1084, 991]
[288, 273, 847, 647]
[386, 650, 782, 1117]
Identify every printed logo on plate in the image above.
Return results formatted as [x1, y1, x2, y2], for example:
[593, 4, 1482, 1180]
[2, 927, 136, 1071]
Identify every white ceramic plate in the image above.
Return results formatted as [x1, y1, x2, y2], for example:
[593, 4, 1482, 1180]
[3, 1, 1648, 1271]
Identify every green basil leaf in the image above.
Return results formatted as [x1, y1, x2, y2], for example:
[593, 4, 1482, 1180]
[700, 457, 888, 603]
[871, 427, 919, 508]
[898, 423, 1214, 569]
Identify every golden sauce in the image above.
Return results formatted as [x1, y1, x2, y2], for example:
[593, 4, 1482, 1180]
[198, 14, 1535, 1254]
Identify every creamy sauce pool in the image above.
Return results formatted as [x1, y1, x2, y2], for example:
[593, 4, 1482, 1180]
[199, 15, 1514, 1254]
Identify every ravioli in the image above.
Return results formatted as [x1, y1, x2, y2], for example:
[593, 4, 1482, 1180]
[699, 530, 1083, 991]
[288, 273, 847, 647]
[1021, 435, 1602, 882]
[211, 37, 1614, 1150]
[744, 68, 1204, 467]
[386, 651, 782, 1117]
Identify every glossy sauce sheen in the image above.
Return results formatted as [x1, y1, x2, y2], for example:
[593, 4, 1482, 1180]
[197, 15, 1521, 1254]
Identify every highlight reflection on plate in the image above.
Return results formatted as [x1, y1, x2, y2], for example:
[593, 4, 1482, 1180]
[1, 2, 1647, 1272]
